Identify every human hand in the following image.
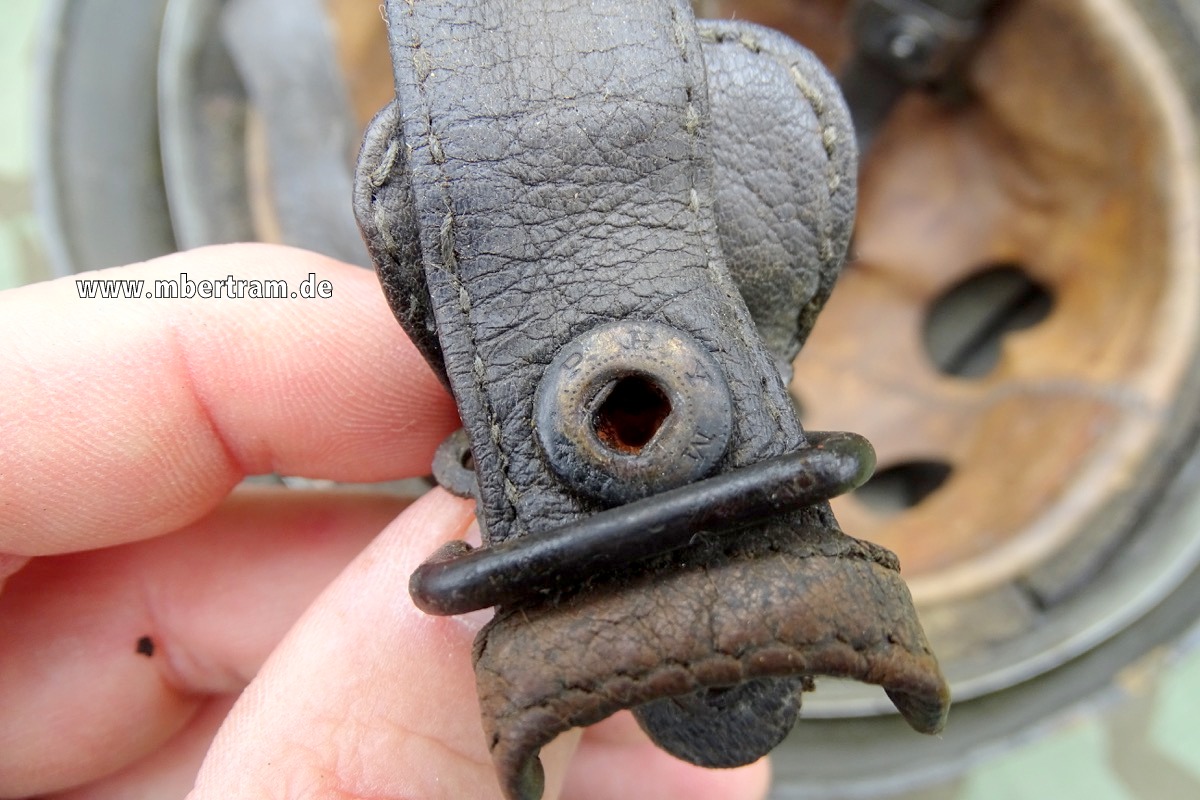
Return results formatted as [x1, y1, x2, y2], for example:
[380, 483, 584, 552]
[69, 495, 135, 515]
[0, 244, 769, 799]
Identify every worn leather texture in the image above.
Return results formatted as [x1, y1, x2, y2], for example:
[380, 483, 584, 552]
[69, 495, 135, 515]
[353, 2, 948, 798]
[475, 536, 948, 796]
[702, 22, 858, 377]
[356, 19, 856, 388]
[356, 0, 824, 547]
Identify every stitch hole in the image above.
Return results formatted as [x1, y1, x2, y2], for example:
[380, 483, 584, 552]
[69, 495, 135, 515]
[592, 375, 673, 454]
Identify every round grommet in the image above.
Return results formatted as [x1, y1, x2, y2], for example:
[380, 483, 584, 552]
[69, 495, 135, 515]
[534, 321, 733, 504]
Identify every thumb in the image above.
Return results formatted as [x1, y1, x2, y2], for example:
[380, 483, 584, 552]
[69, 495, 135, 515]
[189, 489, 581, 800]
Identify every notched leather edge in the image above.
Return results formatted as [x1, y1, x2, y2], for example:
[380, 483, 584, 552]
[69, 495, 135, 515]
[474, 533, 950, 800]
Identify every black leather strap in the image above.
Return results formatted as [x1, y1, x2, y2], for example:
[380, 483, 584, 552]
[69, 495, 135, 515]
[353, 3, 948, 798]
[365, 0, 814, 543]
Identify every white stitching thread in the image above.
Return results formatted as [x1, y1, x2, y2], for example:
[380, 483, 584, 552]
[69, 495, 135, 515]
[405, 8, 526, 534]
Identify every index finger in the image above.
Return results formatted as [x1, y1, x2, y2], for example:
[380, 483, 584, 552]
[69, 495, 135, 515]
[0, 244, 457, 556]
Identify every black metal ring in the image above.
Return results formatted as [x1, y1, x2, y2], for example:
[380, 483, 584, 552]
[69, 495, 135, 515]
[410, 430, 876, 615]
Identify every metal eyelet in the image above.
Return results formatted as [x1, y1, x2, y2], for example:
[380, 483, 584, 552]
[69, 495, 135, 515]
[533, 321, 734, 504]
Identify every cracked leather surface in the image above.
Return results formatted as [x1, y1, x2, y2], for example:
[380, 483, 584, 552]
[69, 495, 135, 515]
[702, 22, 858, 378]
[476, 534, 947, 797]
[356, 18, 857, 387]
[353, 1, 948, 798]
[357, 0, 820, 544]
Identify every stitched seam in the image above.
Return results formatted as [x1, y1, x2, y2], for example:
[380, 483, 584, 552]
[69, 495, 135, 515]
[671, 3, 734, 313]
[404, 11, 525, 535]
[670, 5, 701, 216]
[680, 14, 808, 452]
[369, 138, 402, 254]
[490, 634, 938, 731]
[674, 6, 777, 436]
[367, 139, 401, 190]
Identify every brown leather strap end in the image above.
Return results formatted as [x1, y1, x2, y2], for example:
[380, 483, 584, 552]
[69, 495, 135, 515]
[474, 529, 949, 800]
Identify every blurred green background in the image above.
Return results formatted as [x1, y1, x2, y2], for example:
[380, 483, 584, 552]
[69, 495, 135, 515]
[3, 0, 1200, 797]
[0, 0, 49, 290]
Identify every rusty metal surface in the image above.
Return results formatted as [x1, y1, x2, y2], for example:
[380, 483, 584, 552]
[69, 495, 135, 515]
[533, 321, 735, 505]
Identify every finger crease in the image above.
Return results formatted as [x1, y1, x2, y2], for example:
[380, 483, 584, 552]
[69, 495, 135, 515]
[164, 319, 251, 480]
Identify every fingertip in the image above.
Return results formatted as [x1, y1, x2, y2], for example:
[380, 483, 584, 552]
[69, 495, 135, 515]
[1, 243, 458, 556]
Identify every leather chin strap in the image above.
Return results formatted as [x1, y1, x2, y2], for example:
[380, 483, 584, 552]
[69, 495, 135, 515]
[353, 2, 948, 798]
